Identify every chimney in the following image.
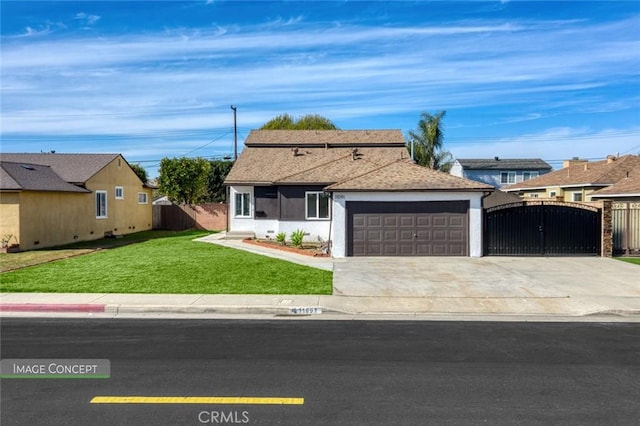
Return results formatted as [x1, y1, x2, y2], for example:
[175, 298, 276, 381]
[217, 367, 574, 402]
[291, 147, 299, 157]
[494, 156, 499, 161]
[351, 148, 359, 160]
[563, 157, 588, 168]
[606, 154, 616, 164]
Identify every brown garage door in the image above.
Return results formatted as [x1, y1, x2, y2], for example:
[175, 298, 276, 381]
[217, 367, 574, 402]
[347, 201, 469, 256]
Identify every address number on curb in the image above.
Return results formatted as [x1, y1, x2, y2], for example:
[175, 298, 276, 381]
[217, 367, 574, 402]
[289, 307, 322, 315]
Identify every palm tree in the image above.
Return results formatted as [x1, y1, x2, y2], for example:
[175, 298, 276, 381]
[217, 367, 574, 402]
[407, 110, 447, 170]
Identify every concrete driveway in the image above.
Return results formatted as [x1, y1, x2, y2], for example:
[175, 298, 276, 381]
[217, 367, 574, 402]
[332, 256, 640, 299]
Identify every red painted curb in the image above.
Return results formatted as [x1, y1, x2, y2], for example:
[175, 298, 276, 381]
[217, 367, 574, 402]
[0, 304, 106, 313]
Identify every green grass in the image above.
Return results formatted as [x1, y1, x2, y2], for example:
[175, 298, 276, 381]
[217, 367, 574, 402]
[0, 231, 332, 294]
[615, 257, 640, 266]
[0, 230, 180, 272]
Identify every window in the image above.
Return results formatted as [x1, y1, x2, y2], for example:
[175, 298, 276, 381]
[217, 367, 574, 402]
[137, 192, 148, 204]
[549, 191, 557, 198]
[528, 193, 539, 198]
[522, 171, 539, 181]
[96, 191, 107, 219]
[306, 192, 330, 219]
[572, 192, 583, 202]
[115, 186, 124, 199]
[500, 172, 516, 184]
[235, 192, 251, 217]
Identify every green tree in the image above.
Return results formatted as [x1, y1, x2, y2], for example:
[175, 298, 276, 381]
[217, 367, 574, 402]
[158, 157, 211, 205]
[261, 114, 338, 130]
[129, 163, 148, 183]
[407, 110, 453, 171]
[206, 160, 234, 202]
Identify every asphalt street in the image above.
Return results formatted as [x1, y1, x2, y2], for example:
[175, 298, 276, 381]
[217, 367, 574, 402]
[1, 319, 639, 425]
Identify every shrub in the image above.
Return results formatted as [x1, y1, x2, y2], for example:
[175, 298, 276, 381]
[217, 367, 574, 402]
[275, 232, 286, 245]
[290, 229, 305, 247]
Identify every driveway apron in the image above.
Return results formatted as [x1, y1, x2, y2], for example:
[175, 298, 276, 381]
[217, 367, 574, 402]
[332, 257, 640, 299]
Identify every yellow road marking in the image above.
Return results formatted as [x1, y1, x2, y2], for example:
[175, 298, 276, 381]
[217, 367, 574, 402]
[90, 396, 304, 405]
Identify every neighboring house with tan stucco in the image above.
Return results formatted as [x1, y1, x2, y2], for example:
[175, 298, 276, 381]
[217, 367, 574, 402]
[0, 153, 153, 251]
[224, 130, 493, 258]
[503, 155, 640, 202]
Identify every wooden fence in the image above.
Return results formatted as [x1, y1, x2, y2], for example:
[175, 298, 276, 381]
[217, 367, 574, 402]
[153, 203, 227, 231]
[612, 202, 640, 256]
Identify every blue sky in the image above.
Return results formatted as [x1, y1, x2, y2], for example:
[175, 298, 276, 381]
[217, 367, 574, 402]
[1, 1, 639, 177]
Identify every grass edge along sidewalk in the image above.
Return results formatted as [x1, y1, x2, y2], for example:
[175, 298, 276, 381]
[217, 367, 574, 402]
[0, 230, 332, 295]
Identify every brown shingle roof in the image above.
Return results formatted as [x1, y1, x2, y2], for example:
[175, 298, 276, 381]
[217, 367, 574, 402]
[326, 160, 494, 192]
[226, 129, 493, 191]
[0, 161, 90, 193]
[0, 153, 120, 184]
[225, 130, 409, 185]
[244, 129, 406, 146]
[504, 155, 640, 191]
[591, 173, 640, 197]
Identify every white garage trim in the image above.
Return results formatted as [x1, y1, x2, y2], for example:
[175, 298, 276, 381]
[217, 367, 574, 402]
[331, 192, 484, 258]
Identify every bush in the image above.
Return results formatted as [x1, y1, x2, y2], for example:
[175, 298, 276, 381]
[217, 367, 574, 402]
[275, 232, 286, 245]
[290, 229, 305, 247]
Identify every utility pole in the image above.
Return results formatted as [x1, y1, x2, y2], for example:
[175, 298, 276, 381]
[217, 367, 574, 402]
[230, 105, 238, 160]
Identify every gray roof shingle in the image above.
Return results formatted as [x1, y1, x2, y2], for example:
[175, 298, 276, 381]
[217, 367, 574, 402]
[0, 153, 120, 184]
[0, 161, 90, 192]
[456, 158, 552, 171]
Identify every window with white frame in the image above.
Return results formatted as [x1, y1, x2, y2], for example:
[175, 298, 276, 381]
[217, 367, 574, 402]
[115, 186, 124, 199]
[528, 193, 539, 198]
[235, 192, 251, 217]
[500, 172, 516, 184]
[522, 171, 539, 181]
[572, 192, 583, 202]
[306, 192, 330, 219]
[137, 192, 148, 204]
[549, 190, 557, 198]
[96, 191, 107, 218]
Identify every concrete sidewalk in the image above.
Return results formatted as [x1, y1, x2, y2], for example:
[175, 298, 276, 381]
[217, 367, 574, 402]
[1, 291, 639, 320]
[1, 233, 639, 320]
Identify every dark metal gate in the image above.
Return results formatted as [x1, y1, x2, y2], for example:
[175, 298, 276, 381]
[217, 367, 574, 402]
[484, 202, 601, 256]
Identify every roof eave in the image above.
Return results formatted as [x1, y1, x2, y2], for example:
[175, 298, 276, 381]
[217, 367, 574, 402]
[591, 193, 640, 198]
[325, 187, 494, 192]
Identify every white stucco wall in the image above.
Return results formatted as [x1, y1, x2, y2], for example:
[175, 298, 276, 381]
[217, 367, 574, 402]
[449, 160, 464, 178]
[330, 191, 485, 258]
[228, 186, 255, 232]
[254, 219, 330, 243]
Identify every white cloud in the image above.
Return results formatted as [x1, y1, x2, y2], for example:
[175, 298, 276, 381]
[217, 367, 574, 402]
[1, 9, 638, 171]
[74, 13, 101, 26]
[450, 127, 640, 168]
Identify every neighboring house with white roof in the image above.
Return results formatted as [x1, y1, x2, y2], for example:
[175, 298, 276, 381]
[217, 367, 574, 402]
[0, 153, 153, 251]
[224, 130, 493, 258]
[450, 157, 552, 189]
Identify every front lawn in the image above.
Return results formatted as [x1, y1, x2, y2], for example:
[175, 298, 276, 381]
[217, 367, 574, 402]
[615, 257, 640, 266]
[0, 231, 332, 294]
